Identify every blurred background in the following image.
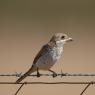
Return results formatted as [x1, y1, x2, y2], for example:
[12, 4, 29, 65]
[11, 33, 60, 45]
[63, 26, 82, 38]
[0, 0, 95, 95]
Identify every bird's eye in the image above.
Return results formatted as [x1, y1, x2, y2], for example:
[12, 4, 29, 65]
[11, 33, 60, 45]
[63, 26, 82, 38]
[61, 36, 65, 39]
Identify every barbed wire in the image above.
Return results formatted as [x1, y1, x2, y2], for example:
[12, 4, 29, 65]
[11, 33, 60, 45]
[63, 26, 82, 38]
[0, 72, 95, 77]
[0, 72, 95, 95]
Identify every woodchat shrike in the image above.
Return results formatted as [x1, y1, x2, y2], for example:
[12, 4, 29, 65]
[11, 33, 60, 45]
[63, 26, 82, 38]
[16, 33, 73, 83]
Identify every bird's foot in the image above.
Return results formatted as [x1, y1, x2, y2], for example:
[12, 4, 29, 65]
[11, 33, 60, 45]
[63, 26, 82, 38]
[52, 73, 57, 78]
[37, 72, 41, 77]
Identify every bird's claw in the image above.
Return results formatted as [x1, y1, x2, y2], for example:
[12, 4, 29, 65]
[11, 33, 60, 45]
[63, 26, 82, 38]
[37, 73, 41, 77]
[52, 73, 57, 78]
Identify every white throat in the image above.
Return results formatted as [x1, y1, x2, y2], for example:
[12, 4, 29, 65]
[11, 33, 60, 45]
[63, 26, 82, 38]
[56, 40, 65, 47]
[53, 40, 64, 60]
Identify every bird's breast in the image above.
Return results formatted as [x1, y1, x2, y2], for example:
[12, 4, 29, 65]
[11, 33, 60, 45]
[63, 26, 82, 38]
[51, 46, 63, 60]
[35, 46, 63, 70]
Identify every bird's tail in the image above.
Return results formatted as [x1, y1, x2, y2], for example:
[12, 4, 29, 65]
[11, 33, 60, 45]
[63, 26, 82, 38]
[16, 67, 35, 83]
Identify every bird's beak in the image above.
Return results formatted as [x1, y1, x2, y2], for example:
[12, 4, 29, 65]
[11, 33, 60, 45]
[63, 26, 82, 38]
[65, 38, 73, 42]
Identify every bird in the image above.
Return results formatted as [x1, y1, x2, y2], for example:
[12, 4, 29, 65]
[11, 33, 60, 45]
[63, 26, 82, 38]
[16, 33, 73, 83]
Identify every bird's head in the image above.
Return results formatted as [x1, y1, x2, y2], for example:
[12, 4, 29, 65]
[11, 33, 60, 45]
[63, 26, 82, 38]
[48, 33, 73, 47]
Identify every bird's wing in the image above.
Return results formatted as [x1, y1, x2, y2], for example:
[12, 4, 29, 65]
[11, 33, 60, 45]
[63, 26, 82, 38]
[33, 44, 51, 64]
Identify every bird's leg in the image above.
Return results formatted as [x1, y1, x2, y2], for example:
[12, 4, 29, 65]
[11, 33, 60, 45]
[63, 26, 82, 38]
[49, 69, 57, 78]
[37, 68, 40, 77]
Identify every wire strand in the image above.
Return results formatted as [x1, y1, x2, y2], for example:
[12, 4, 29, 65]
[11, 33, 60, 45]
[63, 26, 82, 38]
[0, 72, 95, 77]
